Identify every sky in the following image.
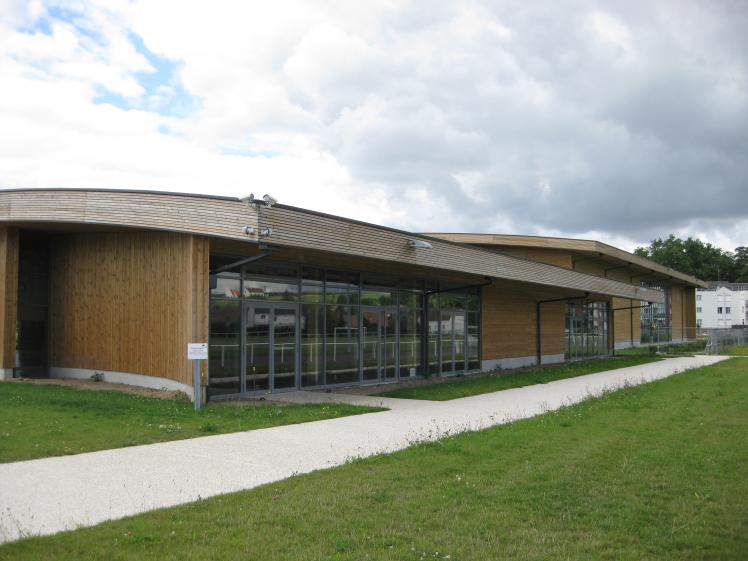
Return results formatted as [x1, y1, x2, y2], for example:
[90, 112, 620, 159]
[1, 0, 746, 252]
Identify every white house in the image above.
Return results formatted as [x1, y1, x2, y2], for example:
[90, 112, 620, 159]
[696, 283, 748, 328]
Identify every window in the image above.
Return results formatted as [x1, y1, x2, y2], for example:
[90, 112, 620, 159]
[696, 307, 702, 313]
[718, 307, 723, 314]
[726, 307, 731, 314]
[696, 294, 702, 301]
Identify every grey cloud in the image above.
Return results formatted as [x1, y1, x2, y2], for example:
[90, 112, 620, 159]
[313, 1, 748, 244]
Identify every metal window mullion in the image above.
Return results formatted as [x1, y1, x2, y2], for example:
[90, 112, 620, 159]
[322, 270, 327, 386]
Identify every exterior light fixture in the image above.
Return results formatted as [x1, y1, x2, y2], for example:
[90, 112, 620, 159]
[259, 227, 273, 237]
[242, 226, 256, 236]
[408, 239, 433, 249]
[241, 193, 278, 207]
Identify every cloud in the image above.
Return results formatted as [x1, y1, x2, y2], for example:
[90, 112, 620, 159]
[0, 0, 746, 253]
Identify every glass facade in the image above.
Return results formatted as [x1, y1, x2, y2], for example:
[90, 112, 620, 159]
[565, 301, 610, 360]
[641, 286, 671, 344]
[208, 256, 481, 397]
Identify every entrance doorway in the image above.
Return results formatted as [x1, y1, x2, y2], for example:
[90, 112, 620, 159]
[361, 308, 397, 383]
[439, 310, 466, 375]
[243, 303, 298, 393]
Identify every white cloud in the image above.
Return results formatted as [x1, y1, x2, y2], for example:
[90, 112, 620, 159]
[0, 0, 746, 253]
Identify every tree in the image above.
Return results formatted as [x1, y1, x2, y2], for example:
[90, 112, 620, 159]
[634, 235, 736, 282]
[733, 247, 748, 283]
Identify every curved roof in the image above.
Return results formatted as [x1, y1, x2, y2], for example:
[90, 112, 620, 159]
[0, 188, 665, 302]
[426, 232, 707, 289]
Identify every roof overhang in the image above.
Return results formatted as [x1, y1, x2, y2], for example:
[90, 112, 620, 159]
[425, 233, 707, 289]
[0, 188, 664, 303]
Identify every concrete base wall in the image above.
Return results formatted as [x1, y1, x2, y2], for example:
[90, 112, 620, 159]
[49, 367, 195, 401]
[482, 353, 565, 371]
[0, 368, 12, 381]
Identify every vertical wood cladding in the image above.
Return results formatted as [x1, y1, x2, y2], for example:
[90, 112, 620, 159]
[671, 286, 684, 340]
[0, 227, 19, 368]
[49, 231, 209, 386]
[481, 281, 565, 360]
[683, 288, 696, 339]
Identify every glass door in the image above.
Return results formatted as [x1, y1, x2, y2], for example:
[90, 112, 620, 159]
[453, 311, 466, 372]
[272, 307, 298, 390]
[362, 309, 381, 383]
[382, 309, 397, 381]
[361, 308, 398, 383]
[440, 311, 467, 375]
[244, 304, 271, 393]
[243, 303, 298, 393]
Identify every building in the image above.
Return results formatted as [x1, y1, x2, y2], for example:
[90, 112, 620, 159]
[696, 283, 748, 328]
[0, 189, 705, 400]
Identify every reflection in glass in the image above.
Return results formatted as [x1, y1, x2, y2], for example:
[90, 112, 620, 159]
[467, 312, 480, 370]
[399, 309, 422, 377]
[273, 308, 297, 389]
[325, 271, 359, 305]
[360, 286, 397, 306]
[208, 299, 241, 396]
[362, 309, 381, 382]
[245, 305, 270, 392]
[441, 311, 454, 373]
[428, 309, 441, 375]
[243, 264, 299, 301]
[454, 312, 466, 371]
[301, 268, 324, 303]
[300, 304, 324, 386]
[398, 289, 423, 309]
[383, 310, 397, 380]
[242, 278, 299, 301]
[466, 291, 480, 311]
[325, 305, 359, 384]
[439, 293, 466, 310]
[211, 272, 240, 300]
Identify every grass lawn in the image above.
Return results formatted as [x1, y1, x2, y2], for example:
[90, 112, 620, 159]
[380, 355, 660, 400]
[0, 383, 381, 463]
[724, 343, 748, 356]
[3, 359, 746, 560]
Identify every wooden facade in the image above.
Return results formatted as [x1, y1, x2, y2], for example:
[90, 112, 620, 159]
[481, 280, 566, 361]
[48, 231, 209, 386]
[0, 227, 19, 370]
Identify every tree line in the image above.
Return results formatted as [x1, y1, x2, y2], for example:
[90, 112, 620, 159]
[634, 235, 748, 283]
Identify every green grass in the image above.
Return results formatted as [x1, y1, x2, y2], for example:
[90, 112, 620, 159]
[2, 358, 746, 560]
[379, 356, 660, 400]
[0, 383, 381, 463]
[724, 343, 748, 356]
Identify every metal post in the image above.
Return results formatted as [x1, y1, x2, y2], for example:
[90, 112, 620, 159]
[193, 360, 201, 411]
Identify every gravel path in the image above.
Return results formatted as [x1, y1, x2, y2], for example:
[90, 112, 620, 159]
[0, 355, 728, 543]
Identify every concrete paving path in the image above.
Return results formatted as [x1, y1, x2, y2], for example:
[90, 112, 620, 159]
[0, 355, 729, 543]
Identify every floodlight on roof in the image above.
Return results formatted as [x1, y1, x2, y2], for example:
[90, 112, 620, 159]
[242, 193, 277, 207]
[409, 239, 433, 249]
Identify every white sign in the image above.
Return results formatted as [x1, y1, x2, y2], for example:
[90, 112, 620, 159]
[187, 343, 208, 360]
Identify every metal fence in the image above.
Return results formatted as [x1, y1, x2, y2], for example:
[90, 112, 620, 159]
[640, 326, 673, 346]
[700, 328, 747, 355]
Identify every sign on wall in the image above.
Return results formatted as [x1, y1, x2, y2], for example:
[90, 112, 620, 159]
[187, 343, 208, 361]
